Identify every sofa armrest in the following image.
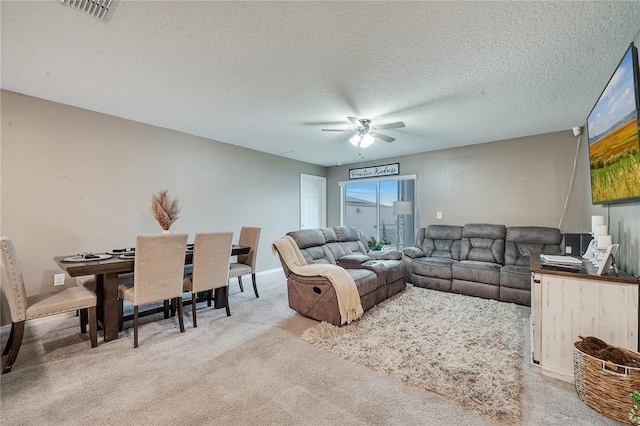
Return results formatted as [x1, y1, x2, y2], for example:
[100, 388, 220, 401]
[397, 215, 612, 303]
[402, 247, 426, 259]
[360, 260, 387, 289]
[368, 250, 402, 260]
[337, 254, 371, 269]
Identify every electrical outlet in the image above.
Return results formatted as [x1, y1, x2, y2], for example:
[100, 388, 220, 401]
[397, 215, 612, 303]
[54, 273, 66, 287]
[436, 212, 442, 220]
[565, 246, 572, 254]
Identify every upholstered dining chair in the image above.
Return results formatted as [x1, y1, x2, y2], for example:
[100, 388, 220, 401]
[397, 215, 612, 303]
[183, 232, 233, 327]
[77, 272, 173, 333]
[118, 233, 188, 348]
[229, 227, 261, 298]
[0, 237, 98, 374]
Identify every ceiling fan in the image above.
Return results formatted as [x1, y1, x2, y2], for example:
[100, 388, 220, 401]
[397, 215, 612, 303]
[321, 116, 405, 148]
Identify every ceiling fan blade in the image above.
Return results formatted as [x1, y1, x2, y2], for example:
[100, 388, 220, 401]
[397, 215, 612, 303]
[373, 132, 395, 143]
[347, 116, 362, 127]
[321, 129, 354, 132]
[374, 121, 405, 130]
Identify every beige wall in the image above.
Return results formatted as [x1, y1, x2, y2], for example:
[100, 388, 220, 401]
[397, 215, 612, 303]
[0, 90, 325, 324]
[328, 131, 584, 233]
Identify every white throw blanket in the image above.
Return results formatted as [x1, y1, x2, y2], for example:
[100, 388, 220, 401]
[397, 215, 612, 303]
[272, 236, 363, 325]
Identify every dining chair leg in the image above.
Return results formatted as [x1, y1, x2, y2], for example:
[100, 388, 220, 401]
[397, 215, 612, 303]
[164, 300, 170, 319]
[191, 293, 197, 328]
[2, 323, 15, 356]
[224, 286, 231, 317]
[80, 309, 88, 334]
[251, 273, 259, 298]
[88, 306, 98, 348]
[170, 299, 176, 317]
[2, 321, 25, 374]
[118, 299, 124, 332]
[133, 306, 139, 348]
[176, 297, 185, 333]
[237, 276, 244, 292]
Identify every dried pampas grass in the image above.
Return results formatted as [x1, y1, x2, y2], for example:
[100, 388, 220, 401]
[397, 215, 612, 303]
[151, 190, 181, 231]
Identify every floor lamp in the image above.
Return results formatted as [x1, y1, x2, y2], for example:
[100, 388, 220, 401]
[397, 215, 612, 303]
[392, 200, 412, 250]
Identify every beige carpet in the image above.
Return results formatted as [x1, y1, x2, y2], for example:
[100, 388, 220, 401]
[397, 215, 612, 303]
[302, 286, 523, 423]
[0, 270, 622, 425]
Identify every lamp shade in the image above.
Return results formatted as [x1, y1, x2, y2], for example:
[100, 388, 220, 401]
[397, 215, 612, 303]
[360, 133, 374, 148]
[392, 200, 412, 215]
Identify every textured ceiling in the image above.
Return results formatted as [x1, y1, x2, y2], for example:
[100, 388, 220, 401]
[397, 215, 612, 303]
[2, 1, 640, 167]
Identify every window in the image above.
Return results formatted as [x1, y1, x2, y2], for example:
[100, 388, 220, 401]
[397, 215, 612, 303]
[340, 175, 416, 250]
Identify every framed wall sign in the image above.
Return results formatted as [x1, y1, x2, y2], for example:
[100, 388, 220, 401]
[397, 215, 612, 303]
[349, 163, 399, 180]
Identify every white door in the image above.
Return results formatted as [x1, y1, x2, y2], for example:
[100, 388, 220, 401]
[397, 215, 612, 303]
[300, 174, 326, 229]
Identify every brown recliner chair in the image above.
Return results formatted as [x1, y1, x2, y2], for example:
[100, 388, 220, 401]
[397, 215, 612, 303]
[275, 227, 406, 326]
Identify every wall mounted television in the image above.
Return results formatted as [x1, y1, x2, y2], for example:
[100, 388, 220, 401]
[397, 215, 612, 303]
[587, 42, 640, 204]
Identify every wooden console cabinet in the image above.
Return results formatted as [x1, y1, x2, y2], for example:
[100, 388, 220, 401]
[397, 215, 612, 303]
[530, 253, 640, 383]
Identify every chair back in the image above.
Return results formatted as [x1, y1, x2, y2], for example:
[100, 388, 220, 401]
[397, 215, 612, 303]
[0, 237, 28, 323]
[191, 232, 233, 293]
[237, 227, 261, 272]
[133, 233, 188, 305]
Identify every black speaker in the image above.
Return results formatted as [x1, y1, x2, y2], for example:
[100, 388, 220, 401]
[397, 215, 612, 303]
[564, 233, 593, 256]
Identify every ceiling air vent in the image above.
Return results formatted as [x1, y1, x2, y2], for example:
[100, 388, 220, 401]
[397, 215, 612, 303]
[60, 0, 114, 21]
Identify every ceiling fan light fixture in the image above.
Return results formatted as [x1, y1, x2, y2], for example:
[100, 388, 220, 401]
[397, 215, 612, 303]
[360, 133, 375, 148]
[325, 116, 405, 148]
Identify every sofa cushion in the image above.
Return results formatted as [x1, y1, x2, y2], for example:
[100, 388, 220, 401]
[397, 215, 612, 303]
[369, 250, 402, 260]
[300, 246, 337, 265]
[338, 241, 368, 256]
[420, 225, 463, 260]
[500, 265, 531, 291]
[364, 259, 406, 284]
[452, 260, 501, 285]
[337, 254, 371, 269]
[333, 226, 361, 242]
[345, 268, 378, 296]
[402, 246, 426, 259]
[413, 257, 456, 280]
[286, 229, 337, 265]
[504, 226, 562, 266]
[460, 223, 505, 264]
[288, 229, 325, 249]
[320, 227, 338, 243]
[326, 241, 368, 260]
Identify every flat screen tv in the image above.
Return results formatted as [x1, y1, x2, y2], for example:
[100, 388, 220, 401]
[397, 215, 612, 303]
[587, 42, 640, 204]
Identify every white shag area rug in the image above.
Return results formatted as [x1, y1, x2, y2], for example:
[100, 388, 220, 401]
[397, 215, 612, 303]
[302, 286, 524, 423]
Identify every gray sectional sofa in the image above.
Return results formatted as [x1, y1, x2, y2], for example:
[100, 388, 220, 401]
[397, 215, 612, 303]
[402, 223, 562, 306]
[276, 226, 406, 325]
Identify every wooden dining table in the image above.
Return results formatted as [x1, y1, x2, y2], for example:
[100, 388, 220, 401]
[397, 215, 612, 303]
[54, 245, 250, 342]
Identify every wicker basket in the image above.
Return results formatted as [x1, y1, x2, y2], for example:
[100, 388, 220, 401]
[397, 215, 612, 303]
[573, 340, 640, 424]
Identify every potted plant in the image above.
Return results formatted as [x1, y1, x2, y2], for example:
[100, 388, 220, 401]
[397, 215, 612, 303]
[630, 391, 640, 424]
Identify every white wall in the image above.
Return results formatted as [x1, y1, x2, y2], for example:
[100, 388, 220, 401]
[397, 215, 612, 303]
[0, 90, 325, 324]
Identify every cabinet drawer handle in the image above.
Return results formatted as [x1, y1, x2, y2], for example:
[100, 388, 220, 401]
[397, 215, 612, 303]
[533, 279, 541, 284]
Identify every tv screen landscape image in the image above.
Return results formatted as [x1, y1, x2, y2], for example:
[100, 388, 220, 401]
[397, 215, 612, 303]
[587, 42, 640, 204]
